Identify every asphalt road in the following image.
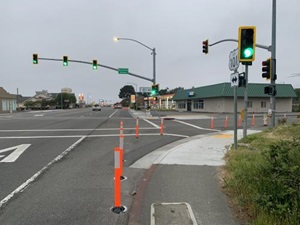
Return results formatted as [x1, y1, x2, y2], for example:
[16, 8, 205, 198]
[0, 108, 298, 225]
[0, 108, 214, 225]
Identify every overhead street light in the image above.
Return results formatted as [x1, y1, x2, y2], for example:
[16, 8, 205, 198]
[114, 37, 156, 84]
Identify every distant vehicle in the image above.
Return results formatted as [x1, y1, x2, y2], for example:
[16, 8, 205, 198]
[113, 104, 122, 109]
[92, 104, 102, 111]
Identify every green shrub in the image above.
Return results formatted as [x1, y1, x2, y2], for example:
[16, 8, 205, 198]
[255, 139, 300, 224]
[223, 135, 300, 224]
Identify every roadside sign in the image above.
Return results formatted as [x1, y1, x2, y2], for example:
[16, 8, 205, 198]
[241, 108, 245, 121]
[229, 48, 239, 71]
[118, 68, 129, 74]
[230, 72, 239, 87]
[130, 95, 136, 103]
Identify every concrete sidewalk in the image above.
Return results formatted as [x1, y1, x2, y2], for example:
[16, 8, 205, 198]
[129, 128, 261, 225]
[131, 129, 261, 169]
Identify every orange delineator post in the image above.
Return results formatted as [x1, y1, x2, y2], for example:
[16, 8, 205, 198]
[210, 116, 214, 129]
[119, 121, 124, 150]
[252, 113, 255, 126]
[119, 121, 124, 178]
[160, 118, 164, 135]
[224, 116, 228, 128]
[136, 117, 139, 138]
[114, 147, 122, 207]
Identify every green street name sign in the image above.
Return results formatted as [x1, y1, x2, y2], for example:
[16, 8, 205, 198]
[118, 68, 129, 74]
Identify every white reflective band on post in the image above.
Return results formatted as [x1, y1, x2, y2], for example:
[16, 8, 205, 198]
[114, 151, 120, 169]
[120, 140, 124, 150]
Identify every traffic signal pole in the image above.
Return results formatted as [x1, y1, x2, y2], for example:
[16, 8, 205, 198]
[209, 39, 271, 52]
[270, 0, 277, 127]
[243, 65, 249, 138]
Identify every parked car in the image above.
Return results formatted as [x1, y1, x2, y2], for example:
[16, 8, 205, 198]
[92, 104, 101, 111]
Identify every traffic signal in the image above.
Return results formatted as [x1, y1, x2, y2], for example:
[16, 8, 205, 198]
[262, 58, 272, 79]
[33, 54, 38, 64]
[151, 84, 159, 96]
[92, 60, 98, 70]
[264, 86, 270, 94]
[264, 85, 276, 96]
[63, 56, 68, 66]
[238, 26, 256, 63]
[202, 39, 208, 54]
[238, 72, 246, 87]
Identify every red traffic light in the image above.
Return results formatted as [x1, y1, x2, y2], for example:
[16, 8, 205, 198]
[262, 60, 270, 67]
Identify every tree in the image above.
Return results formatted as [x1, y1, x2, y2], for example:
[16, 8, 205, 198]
[119, 85, 135, 99]
[159, 88, 169, 95]
[170, 87, 184, 94]
[294, 88, 300, 102]
[55, 93, 77, 109]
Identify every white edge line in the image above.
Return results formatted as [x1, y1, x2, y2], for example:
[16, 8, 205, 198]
[174, 119, 221, 132]
[143, 119, 160, 128]
[151, 202, 198, 225]
[0, 136, 87, 209]
[109, 110, 118, 118]
[0, 127, 158, 132]
[151, 203, 155, 225]
[0, 133, 188, 139]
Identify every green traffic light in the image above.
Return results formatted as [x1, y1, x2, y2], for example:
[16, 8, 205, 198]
[92, 60, 98, 70]
[243, 47, 254, 58]
[63, 56, 68, 66]
[33, 54, 38, 64]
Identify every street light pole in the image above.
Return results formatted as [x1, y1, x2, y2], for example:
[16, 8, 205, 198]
[114, 37, 156, 84]
[61, 90, 63, 110]
[152, 48, 156, 84]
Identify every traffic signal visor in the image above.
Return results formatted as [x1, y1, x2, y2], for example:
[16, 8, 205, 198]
[238, 26, 256, 62]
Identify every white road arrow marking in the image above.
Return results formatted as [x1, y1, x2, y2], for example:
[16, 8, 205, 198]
[0, 144, 31, 163]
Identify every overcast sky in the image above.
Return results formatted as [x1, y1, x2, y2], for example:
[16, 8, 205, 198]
[2, 0, 299, 103]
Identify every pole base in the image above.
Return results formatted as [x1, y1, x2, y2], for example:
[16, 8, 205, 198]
[110, 205, 127, 214]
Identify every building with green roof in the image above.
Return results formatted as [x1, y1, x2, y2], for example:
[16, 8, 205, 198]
[172, 82, 297, 113]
